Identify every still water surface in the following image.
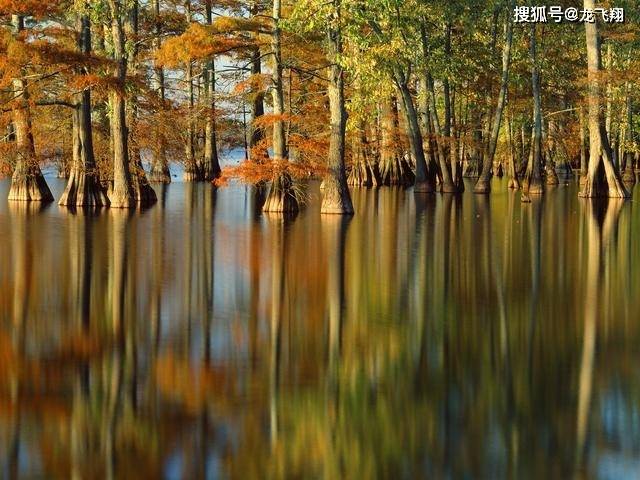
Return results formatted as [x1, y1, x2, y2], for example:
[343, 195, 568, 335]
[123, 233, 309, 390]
[0, 177, 639, 478]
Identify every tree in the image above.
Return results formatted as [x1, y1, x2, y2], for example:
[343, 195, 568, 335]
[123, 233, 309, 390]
[474, 0, 513, 194]
[318, 0, 354, 214]
[262, 0, 298, 213]
[579, 0, 629, 198]
[6, 14, 53, 202]
[59, 12, 109, 207]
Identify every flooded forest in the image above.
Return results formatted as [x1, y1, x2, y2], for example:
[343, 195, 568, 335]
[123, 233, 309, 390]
[1, 0, 640, 478]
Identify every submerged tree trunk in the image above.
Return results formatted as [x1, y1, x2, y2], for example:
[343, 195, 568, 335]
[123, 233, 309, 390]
[426, 73, 457, 192]
[107, 0, 135, 208]
[507, 112, 520, 189]
[579, 0, 629, 198]
[321, 0, 354, 215]
[8, 15, 53, 203]
[622, 90, 636, 185]
[60, 14, 109, 207]
[475, 5, 513, 194]
[202, 1, 222, 182]
[263, 0, 298, 213]
[379, 94, 414, 186]
[522, 24, 544, 200]
[348, 122, 379, 186]
[125, 0, 156, 205]
[421, 23, 457, 193]
[394, 68, 433, 192]
[149, 0, 171, 183]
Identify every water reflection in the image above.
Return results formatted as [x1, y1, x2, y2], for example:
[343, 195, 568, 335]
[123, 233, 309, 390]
[0, 178, 640, 478]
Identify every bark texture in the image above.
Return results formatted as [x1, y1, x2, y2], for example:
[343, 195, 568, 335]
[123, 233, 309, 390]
[321, 2, 354, 215]
[60, 14, 109, 207]
[7, 15, 53, 203]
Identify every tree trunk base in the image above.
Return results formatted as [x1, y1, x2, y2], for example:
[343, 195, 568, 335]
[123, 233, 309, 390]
[108, 187, 135, 208]
[59, 170, 109, 207]
[321, 174, 354, 215]
[134, 181, 157, 207]
[201, 161, 221, 182]
[492, 163, 503, 177]
[414, 180, 435, 193]
[545, 166, 559, 185]
[262, 173, 299, 213]
[473, 178, 491, 194]
[622, 168, 636, 186]
[507, 177, 521, 189]
[8, 171, 54, 202]
[183, 171, 201, 182]
[149, 165, 171, 183]
[380, 156, 414, 186]
[348, 161, 380, 187]
[441, 181, 460, 193]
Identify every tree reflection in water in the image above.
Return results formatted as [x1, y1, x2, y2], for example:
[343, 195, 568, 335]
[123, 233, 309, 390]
[0, 179, 639, 478]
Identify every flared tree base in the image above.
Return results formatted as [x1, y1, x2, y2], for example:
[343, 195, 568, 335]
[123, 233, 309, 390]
[492, 163, 503, 177]
[149, 165, 171, 184]
[262, 173, 299, 214]
[201, 161, 221, 183]
[183, 171, 202, 182]
[414, 179, 436, 193]
[108, 187, 135, 208]
[8, 172, 54, 202]
[522, 175, 544, 195]
[507, 177, 521, 189]
[473, 178, 491, 194]
[579, 177, 630, 198]
[545, 166, 559, 185]
[134, 181, 158, 207]
[348, 161, 380, 187]
[441, 181, 461, 193]
[379, 156, 414, 186]
[59, 171, 109, 207]
[321, 175, 354, 215]
[622, 168, 636, 186]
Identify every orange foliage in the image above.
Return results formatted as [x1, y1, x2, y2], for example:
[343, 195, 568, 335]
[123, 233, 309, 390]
[156, 23, 248, 66]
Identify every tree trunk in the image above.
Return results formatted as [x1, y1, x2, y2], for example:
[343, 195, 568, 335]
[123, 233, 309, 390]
[379, 93, 414, 186]
[348, 122, 379, 186]
[149, 0, 171, 183]
[507, 111, 520, 189]
[622, 90, 636, 185]
[125, 0, 156, 205]
[394, 68, 434, 192]
[7, 15, 53, 203]
[107, 0, 135, 208]
[202, 1, 221, 182]
[60, 14, 109, 207]
[426, 73, 457, 192]
[522, 24, 544, 199]
[263, 0, 298, 213]
[475, 5, 513, 194]
[579, 0, 629, 198]
[321, 0, 354, 215]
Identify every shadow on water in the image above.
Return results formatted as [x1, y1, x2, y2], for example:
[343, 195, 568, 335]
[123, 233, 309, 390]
[1, 179, 640, 478]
